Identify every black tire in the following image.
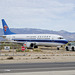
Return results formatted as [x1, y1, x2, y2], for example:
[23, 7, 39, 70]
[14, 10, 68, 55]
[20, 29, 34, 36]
[66, 47, 69, 51]
[30, 43, 34, 47]
[34, 46, 38, 48]
[57, 47, 59, 50]
[72, 47, 74, 51]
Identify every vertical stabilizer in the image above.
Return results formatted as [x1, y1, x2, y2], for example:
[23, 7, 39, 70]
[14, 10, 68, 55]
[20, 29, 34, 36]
[2, 19, 15, 35]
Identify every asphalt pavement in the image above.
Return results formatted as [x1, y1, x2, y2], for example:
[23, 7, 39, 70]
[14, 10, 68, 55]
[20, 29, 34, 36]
[0, 62, 75, 73]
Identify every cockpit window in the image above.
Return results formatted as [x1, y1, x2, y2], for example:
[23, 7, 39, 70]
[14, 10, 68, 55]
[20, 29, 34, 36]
[58, 37, 63, 39]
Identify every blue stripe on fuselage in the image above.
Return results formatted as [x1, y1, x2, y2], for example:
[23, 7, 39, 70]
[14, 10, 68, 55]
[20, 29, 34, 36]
[12, 39, 68, 44]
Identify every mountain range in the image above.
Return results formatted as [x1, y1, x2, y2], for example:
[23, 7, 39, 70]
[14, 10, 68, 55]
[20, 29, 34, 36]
[0, 28, 75, 41]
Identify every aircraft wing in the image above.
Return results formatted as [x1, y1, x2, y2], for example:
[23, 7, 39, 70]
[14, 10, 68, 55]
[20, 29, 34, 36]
[0, 35, 6, 38]
[1, 41, 24, 45]
[2, 40, 24, 43]
[0, 36, 24, 44]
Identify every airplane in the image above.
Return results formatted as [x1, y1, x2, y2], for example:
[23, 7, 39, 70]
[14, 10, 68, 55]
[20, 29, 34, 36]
[1, 19, 68, 49]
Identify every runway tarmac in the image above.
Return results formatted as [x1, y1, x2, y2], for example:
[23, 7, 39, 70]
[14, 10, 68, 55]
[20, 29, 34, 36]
[0, 62, 75, 73]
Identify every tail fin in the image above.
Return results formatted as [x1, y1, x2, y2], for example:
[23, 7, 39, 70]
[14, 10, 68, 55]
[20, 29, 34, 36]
[2, 19, 15, 35]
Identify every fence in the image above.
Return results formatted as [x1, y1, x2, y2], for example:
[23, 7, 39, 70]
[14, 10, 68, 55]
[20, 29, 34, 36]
[0, 42, 27, 56]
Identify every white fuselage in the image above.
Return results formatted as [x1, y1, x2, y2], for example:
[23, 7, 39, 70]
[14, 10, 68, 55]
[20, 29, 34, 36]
[1, 19, 68, 48]
[4, 34, 68, 47]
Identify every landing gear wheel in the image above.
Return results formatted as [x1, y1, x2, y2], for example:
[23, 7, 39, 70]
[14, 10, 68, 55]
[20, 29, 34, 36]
[34, 46, 38, 48]
[66, 47, 69, 51]
[57, 47, 59, 50]
[72, 47, 74, 51]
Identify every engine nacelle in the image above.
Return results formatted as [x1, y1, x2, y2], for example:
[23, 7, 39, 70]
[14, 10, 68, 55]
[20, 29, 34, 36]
[23, 42, 36, 48]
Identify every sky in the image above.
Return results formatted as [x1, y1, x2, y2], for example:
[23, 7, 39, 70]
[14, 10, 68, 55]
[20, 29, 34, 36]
[0, 0, 75, 32]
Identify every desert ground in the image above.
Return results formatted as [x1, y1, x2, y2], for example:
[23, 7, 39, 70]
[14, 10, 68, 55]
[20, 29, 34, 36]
[0, 46, 75, 64]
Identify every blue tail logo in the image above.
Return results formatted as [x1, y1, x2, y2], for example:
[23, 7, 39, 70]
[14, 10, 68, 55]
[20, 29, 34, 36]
[4, 25, 8, 32]
[2, 19, 16, 35]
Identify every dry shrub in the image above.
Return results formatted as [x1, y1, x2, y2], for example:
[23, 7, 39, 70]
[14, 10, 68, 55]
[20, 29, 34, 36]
[7, 57, 14, 60]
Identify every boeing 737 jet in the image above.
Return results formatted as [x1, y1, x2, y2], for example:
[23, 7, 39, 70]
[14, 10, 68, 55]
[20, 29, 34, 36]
[1, 19, 68, 49]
